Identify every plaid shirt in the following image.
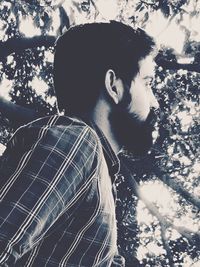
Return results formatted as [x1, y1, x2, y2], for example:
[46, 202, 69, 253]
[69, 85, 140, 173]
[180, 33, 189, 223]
[0, 115, 125, 267]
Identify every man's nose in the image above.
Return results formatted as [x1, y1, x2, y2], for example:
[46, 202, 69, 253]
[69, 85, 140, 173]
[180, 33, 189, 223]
[149, 90, 159, 110]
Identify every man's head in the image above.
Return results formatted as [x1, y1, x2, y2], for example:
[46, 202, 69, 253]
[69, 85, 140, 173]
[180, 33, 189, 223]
[54, 21, 159, 155]
[54, 21, 155, 113]
[109, 54, 159, 156]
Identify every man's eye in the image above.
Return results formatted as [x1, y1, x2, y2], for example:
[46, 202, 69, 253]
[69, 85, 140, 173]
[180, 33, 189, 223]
[144, 77, 153, 86]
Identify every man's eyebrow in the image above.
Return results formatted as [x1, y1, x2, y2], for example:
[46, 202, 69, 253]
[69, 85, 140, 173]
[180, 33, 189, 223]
[143, 75, 154, 80]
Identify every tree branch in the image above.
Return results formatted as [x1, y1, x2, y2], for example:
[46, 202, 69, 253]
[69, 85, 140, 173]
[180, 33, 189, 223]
[0, 96, 40, 127]
[0, 35, 56, 61]
[90, 0, 100, 20]
[156, 57, 200, 73]
[140, 0, 159, 9]
[0, 29, 200, 76]
[57, 6, 70, 35]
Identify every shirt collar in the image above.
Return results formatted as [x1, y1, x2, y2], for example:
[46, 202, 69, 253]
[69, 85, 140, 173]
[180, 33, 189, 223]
[85, 120, 120, 183]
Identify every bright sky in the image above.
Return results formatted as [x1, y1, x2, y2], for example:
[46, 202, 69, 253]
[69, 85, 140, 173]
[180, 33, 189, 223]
[0, 74, 12, 101]
[145, 10, 186, 54]
[31, 77, 48, 99]
[19, 16, 41, 37]
[139, 180, 177, 217]
[19, 9, 60, 38]
[94, 0, 119, 20]
[139, 181, 199, 235]
[0, 143, 6, 156]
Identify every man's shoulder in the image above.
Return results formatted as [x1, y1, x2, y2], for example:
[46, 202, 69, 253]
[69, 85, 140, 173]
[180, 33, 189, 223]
[22, 114, 100, 146]
[26, 114, 87, 128]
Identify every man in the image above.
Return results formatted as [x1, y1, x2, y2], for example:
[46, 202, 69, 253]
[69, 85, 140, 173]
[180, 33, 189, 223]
[0, 21, 159, 266]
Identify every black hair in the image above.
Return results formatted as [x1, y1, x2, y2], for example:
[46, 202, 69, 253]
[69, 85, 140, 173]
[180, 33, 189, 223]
[54, 21, 155, 115]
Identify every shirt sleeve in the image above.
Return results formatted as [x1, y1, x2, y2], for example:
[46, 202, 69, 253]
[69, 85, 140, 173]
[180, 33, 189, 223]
[0, 120, 99, 265]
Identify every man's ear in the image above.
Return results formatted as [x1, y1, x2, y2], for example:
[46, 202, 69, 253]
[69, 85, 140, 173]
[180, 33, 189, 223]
[105, 69, 124, 104]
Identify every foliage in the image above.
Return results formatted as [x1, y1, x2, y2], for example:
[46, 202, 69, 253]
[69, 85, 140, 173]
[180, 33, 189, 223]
[0, 0, 199, 266]
[116, 61, 200, 266]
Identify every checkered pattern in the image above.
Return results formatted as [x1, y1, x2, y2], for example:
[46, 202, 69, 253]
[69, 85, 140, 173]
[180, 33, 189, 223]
[0, 115, 124, 266]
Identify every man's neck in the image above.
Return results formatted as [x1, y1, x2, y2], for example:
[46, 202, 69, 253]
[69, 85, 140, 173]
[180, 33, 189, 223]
[88, 108, 121, 155]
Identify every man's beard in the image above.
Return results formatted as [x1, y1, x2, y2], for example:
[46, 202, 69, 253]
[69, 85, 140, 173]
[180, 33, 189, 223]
[110, 103, 158, 157]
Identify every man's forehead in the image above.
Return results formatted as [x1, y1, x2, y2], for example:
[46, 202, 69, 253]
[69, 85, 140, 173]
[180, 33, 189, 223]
[138, 54, 156, 77]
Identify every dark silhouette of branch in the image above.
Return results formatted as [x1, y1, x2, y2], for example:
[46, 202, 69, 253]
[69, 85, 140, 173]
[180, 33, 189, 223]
[0, 96, 40, 127]
[90, 0, 100, 19]
[156, 57, 200, 73]
[0, 21, 199, 76]
[0, 35, 56, 61]
[1, 35, 200, 73]
[140, 0, 159, 9]
[58, 6, 70, 35]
